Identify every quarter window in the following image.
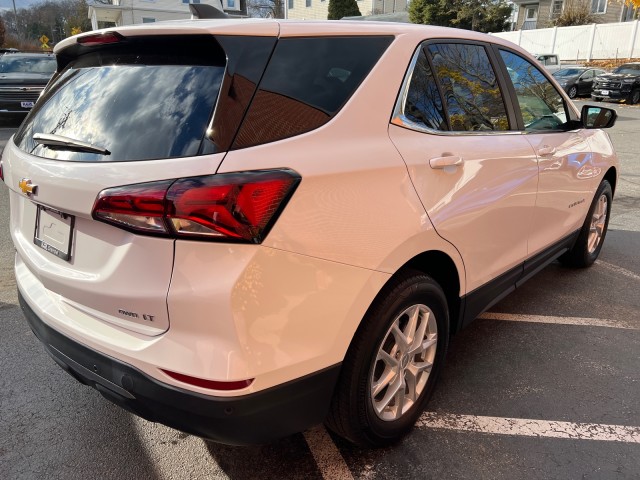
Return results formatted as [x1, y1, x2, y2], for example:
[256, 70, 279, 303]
[402, 49, 447, 131]
[499, 50, 569, 132]
[427, 43, 509, 132]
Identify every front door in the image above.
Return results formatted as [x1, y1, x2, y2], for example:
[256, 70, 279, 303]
[389, 42, 539, 293]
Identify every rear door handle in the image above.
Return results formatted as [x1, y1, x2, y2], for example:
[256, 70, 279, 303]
[429, 156, 464, 169]
[537, 145, 557, 157]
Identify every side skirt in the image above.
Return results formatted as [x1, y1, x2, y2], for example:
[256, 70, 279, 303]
[458, 230, 580, 330]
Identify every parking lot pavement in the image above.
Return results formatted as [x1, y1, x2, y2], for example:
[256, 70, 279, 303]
[1, 103, 640, 480]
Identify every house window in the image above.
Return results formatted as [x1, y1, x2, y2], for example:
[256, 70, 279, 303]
[525, 6, 538, 20]
[227, 0, 235, 7]
[183, 0, 201, 3]
[551, 0, 563, 16]
[591, 0, 606, 14]
[306, 0, 311, 6]
[142, 17, 156, 23]
[289, 0, 294, 8]
[621, 4, 637, 21]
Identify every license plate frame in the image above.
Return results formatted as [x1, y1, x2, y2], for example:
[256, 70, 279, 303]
[21, 101, 34, 109]
[33, 205, 75, 261]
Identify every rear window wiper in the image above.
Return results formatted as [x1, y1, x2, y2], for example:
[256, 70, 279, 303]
[33, 133, 110, 155]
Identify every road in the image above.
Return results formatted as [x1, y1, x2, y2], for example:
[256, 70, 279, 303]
[1, 101, 639, 479]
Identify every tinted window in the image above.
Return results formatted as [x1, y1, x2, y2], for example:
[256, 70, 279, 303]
[427, 43, 509, 131]
[554, 68, 583, 76]
[0, 55, 56, 74]
[403, 48, 447, 131]
[500, 50, 569, 131]
[15, 37, 226, 162]
[581, 70, 594, 79]
[233, 36, 393, 149]
[613, 64, 640, 74]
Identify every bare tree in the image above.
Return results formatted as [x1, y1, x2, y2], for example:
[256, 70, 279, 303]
[247, 0, 285, 18]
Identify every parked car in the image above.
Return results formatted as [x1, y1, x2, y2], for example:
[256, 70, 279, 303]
[1, 22, 618, 447]
[532, 53, 561, 73]
[592, 62, 640, 103]
[0, 53, 56, 116]
[553, 67, 606, 99]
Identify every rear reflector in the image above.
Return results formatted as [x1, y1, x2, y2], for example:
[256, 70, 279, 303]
[92, 169, 300, 243]
[77, 32, 124, 46]
[0, 160, 3, 182]
[161, 369, 254, 391]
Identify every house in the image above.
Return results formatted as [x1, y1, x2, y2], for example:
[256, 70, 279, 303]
[511, 0, 637, 30]
[286, 0, 408, 21]
[88, 0, 248, 30]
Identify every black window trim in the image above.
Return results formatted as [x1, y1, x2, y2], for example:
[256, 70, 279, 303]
[391, 38, 520, 137]
[490, 44, 581, 133]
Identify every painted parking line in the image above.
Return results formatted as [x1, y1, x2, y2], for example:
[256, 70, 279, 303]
[595, 260, 640, 282]
[303, 425, 354, 480]
[478, 312, 638, 330]
[418, 413, 640, 443]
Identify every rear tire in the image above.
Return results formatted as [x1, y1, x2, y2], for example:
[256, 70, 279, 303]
[628, 89, 640, 105]
[559, 180, 612, 268]
[325, 271, 449, 447]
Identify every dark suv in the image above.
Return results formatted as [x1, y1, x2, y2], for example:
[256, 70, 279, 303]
[592, 62, 640, 104]
[0, 53, 56, 116]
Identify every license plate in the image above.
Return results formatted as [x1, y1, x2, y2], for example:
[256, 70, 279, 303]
[21, 101, 34, 108]
[34, 205, 75, 261]
[600, 90, 609, 96]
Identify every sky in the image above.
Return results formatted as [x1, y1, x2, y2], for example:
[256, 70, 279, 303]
[0, 0, 44, 12]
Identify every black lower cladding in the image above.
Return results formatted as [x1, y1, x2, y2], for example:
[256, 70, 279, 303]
[19, 292, 341, 445]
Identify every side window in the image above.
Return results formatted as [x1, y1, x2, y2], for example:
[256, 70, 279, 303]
[500, 50, 569, 132]
[403, 48, 447, 131]
[581, 70, 594, 80]
[427, 43, 509, 131]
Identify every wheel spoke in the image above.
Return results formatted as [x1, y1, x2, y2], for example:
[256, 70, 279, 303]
[372, 368, 396, 398]
[377, 349, 398, 368]
[404, 366, 418, 402]
[409, 334, 437, 357]
[391, 323, 409, 350]
[408, 310, 429, 353]
[404, 305, 421, 344]
[393, 381, 406, 419]
[374, 376, 403, 415]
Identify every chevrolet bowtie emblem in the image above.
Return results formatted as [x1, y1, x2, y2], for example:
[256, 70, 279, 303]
[19, 178, 37, 196]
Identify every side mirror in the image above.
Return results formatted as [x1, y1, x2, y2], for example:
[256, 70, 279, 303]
[581, 105, 617, 129]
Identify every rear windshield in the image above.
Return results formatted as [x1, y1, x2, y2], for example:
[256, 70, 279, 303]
[14, 37, 225, 162]
[0, 55, 56, 74]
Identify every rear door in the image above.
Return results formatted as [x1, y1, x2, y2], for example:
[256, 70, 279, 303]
[389, 41, 539, 294]
[4, 33, 274, 335]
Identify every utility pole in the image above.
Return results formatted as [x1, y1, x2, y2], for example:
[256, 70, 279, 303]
[11, 0, 18, 35]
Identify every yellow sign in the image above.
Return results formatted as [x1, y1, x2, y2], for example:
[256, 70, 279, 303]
[41, 43, 49, 50]
[39, 34, 49, 44]
[71, 27, 82, 36]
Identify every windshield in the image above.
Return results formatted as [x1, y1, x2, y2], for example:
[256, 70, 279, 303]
[613, 65, 640, 75]
[553, 68, 582, 77]
[0, 55, 56, 74]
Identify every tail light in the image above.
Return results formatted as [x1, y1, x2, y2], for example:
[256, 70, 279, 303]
[92, 169, 300, 243]
[76, 32, 124, 46]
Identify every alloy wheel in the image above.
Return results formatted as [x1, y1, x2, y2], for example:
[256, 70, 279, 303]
[587, 194, 608, 254]
[370, 304, 437, 421]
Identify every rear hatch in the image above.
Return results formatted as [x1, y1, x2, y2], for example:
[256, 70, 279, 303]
[4, 32, 275, 335]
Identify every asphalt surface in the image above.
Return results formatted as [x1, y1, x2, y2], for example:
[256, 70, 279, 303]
[1, 100, 639, 480]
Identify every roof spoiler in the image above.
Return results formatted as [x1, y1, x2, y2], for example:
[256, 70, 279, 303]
[189, 2, 229, 19]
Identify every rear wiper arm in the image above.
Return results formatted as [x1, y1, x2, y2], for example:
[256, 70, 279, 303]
[33, 133, 110, 155]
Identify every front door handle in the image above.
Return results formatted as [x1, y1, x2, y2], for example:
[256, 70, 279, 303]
[537, 145, 557, 157]
[429, 156, 464, 169]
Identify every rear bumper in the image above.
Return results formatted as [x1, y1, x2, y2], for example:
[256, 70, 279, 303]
[19, 291, 341, 445]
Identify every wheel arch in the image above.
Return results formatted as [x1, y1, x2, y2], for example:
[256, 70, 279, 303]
[604, 166, 617, 197]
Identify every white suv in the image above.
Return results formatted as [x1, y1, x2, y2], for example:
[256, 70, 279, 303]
[1, 20, 618, 447]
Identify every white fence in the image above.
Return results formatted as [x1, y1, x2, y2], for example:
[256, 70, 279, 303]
[492, 20, 640, 61]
